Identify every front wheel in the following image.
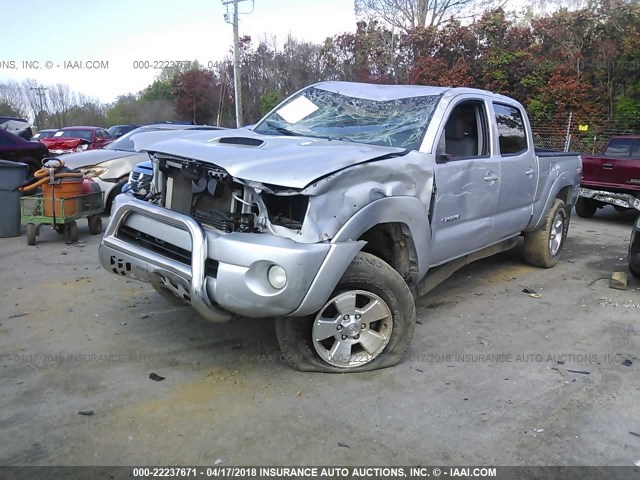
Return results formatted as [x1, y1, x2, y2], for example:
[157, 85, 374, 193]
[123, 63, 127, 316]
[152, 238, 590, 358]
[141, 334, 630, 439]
[575, 197, 597, 218]
[276, 252, 416, 373]
[629, 220, 640, 278]
[26, 223, 37, 246]
[523, 198, 569, 268]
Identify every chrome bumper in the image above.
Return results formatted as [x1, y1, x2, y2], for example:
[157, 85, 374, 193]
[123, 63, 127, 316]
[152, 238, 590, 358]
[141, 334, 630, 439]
[99, 196, 363, 321]
[579, 188, 640, 211]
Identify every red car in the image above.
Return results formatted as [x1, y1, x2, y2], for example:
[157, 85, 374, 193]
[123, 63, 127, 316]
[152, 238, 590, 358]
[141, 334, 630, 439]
[42, 126, 114, 155]
[0, 128, 49, 175]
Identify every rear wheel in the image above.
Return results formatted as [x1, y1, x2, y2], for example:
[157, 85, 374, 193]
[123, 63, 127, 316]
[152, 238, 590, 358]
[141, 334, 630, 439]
[524, 198, 569, 268]
[276, 252, 416, 373]
[575, 197, 597, 218]
[88, 215, 102, 235]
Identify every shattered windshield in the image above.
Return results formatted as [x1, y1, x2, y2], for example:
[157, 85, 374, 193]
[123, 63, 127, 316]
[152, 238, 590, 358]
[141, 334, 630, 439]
[254, 87, 441, 151]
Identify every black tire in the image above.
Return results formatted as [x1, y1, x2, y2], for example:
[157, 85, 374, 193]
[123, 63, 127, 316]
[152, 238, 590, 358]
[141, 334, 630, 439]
[105, 177, 128, 214]
[26, 223, 37, 246]
[275, 252, 417, 373]
[524, 198, 569, 268]
[629, 223, 640, 278]
[66, 221, 79, 243]
[575, 197, 597, 218]
[88, 215, 102, 235]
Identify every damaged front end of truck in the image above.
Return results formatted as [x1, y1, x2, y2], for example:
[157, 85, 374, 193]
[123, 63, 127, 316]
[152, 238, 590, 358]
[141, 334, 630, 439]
[99, 80, 443, 371]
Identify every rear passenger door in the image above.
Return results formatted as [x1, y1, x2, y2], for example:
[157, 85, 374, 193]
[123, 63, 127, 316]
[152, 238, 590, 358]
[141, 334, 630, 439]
[430, 99, 500, 266]
[492, 103, 537, 239]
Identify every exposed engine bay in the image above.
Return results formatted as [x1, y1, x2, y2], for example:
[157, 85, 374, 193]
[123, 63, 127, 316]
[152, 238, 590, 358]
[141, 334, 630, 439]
[149, 155, 309, 234]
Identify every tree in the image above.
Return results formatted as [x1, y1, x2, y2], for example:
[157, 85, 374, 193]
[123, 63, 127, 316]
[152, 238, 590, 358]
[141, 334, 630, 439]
[259, 91, 282, 116]
[171, 69, 219, 124]
[48, 83, 74, 128]
[140, 79, 174, 102]
[105, 94, 143, 125]
[354, 0, 480, 32]
[65, 99, 107, 127]
[22, 79, 49, 127]
[0, 81, 28, 118]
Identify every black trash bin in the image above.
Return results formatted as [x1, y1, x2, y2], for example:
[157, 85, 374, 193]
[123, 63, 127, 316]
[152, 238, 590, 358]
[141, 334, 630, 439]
[0, 160, 28, 238]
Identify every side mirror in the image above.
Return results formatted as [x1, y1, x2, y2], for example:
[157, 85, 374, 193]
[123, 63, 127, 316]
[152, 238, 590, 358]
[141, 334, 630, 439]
[436, 153, 451, 164]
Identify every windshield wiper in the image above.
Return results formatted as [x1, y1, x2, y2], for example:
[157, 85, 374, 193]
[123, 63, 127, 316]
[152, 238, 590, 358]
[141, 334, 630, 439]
[265, 121, 300, 137]
[265, 121, 337, 142]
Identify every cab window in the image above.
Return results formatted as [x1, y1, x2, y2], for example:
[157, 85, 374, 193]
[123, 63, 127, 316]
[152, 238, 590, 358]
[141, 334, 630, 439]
[493, 103, 527, 156]
[439, 101, 490, 160]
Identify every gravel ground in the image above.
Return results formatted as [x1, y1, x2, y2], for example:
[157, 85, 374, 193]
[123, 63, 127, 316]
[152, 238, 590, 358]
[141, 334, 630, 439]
[1, 206, 638, 467]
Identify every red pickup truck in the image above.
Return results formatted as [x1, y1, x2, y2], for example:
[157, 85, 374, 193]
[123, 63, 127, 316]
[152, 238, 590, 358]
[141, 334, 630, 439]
[575, 135, 640, 217]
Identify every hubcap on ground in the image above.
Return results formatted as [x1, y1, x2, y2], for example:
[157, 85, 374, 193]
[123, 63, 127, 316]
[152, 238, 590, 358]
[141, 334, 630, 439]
[312, 290, 393, 368]
[549, 210, 565, 257]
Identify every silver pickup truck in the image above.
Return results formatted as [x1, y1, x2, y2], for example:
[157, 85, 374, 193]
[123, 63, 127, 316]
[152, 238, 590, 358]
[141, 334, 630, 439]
[99, 82, 582, 372]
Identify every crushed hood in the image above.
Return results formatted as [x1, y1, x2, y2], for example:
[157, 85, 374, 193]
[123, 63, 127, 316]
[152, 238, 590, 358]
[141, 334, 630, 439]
[57, 149, 140, 170]
[144, 130, 405, 189]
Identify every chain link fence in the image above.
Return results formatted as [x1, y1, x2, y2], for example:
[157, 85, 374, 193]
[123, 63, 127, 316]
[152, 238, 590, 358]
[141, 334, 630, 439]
[531, 114, 639, 156]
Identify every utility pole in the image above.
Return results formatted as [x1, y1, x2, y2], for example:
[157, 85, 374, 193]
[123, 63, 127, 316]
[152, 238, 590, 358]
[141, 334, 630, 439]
[222, 0, 252, 128]
[30, 87, 48, 129]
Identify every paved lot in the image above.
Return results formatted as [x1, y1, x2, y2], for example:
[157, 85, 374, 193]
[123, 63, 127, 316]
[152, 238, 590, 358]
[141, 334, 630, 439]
[1, 207, 639, 467]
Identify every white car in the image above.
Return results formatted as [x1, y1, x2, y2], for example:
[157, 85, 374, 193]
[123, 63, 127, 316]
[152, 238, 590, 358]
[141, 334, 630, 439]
[60, 124, 224, 211]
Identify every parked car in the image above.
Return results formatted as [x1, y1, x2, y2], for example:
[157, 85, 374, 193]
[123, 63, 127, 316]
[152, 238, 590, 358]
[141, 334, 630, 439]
[0, 128, 49, 175]
[107, 124, 140, 139]
[0, 116, 33, 140]
[126, 159, 153, 198]
[99, 81, 582, 373]
[60, 124, 224, 212]
[30, 129, 58, 141]
[575, 135, 640, 217]
[41, 126, 114, 155]
[630, 216, 640, 277]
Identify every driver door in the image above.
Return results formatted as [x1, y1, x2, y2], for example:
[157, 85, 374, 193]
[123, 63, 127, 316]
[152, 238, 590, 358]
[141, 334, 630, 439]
[429, 99, 500, 266]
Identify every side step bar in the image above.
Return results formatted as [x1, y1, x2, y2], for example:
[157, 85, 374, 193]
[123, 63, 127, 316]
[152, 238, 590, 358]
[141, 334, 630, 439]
[413, 237, 519, 299]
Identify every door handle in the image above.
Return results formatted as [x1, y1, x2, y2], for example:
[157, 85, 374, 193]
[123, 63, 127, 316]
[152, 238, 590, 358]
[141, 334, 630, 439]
[484, 173, 500, 182]
[602, 163, 613, 170]
[525, 168, 535, 177]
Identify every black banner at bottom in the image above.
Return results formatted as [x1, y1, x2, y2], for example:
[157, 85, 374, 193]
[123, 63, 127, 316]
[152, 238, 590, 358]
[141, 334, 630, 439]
[0, 466, 638, 480]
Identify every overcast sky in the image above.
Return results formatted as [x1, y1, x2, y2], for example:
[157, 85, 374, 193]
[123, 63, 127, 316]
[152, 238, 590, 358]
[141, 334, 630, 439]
[0, 0, 357, 103]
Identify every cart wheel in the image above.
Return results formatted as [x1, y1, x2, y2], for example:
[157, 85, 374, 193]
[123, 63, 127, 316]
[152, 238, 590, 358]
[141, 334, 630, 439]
[88, 215, 102, 235]
[27, 223, 37, 246]
[54, 224, 66, 234]
[66, 221, 79, 243]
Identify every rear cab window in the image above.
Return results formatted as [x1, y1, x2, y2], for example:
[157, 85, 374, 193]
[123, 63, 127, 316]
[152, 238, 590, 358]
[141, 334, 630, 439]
[604, 138, 640, 158]
[493, 103, 528, 156]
